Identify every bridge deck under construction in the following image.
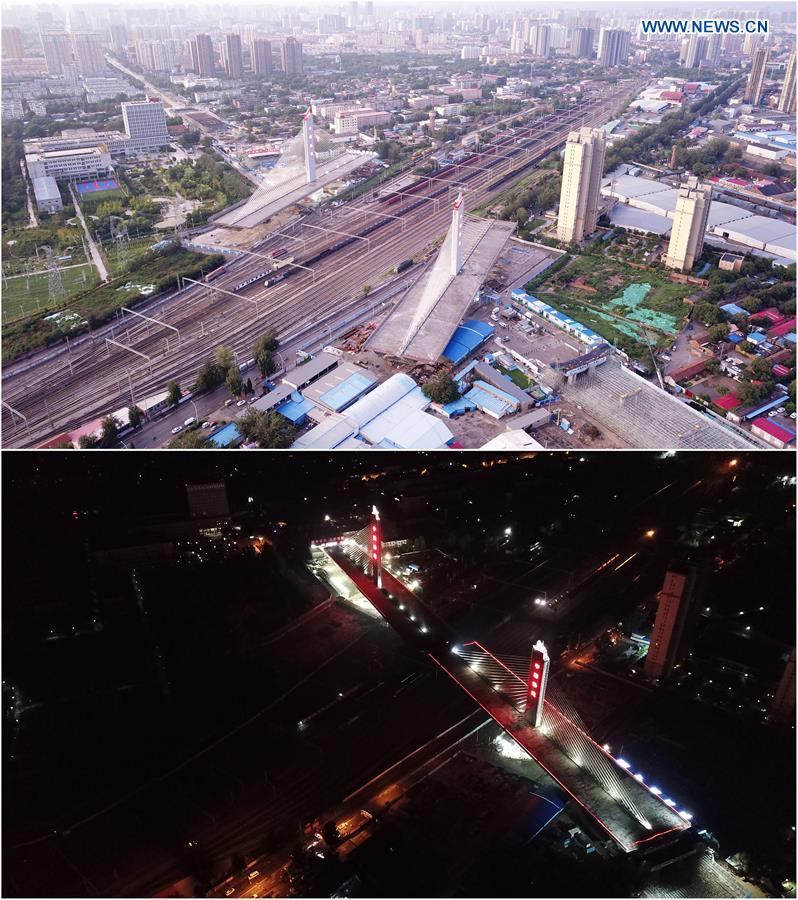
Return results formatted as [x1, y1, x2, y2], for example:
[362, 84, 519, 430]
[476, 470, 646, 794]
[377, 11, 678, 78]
[327, 544, 691, 854]
[216, 153, 369, 229]
[369, 217, 516, 363]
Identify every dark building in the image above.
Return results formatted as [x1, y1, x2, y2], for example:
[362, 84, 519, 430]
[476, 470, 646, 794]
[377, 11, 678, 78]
[280, 36, 303, 74]
[644, 563, 707, 680]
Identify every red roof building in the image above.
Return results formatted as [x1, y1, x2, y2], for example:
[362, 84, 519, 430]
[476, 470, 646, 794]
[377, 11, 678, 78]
[768, 317, 797, 338]
[756, 307, 787, 323]
[751, 416, 796, 448]
[715, 392, 740, 411]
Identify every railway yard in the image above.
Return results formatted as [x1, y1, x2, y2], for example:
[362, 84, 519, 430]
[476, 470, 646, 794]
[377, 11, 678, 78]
[1, 82, 641, 448]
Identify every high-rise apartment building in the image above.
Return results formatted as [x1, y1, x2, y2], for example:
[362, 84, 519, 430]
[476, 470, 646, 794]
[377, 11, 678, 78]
[771, 648, 796, 723]
[744, 47, 769, 105]
[597, 27, 630, 67]
[186, 482, 230, 519]
[742, 33, 762, 57]
[189, 33, 215, 76]
[71, 32, 105, 75]
[122, 99, 169, 151]
[683, 34, 708, 69]
[109, 24, 128, 52]
[251, 38, 273, 75]
[570, 26, 594, 59]
[549, 24, 568, 49]
[2, 26, 25, 59]
[40, 31, 73, 76]
[281, 36, 303, 74]
[664, 177, 711, 272]
[722, 33, 744, 56]
[778, 52, 796, 114]
[705, 33, 722, 67]
[222, 33, 243, 77]
[644, 566, 705, 681]
[135, 40, 174, 73]
[528, 24, 551, 57]
[557, 127, 606, 244]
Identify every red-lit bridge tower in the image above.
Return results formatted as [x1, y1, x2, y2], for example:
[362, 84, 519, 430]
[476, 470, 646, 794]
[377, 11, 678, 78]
[526, 639, 550, 727]
[369, 505, 382, 588]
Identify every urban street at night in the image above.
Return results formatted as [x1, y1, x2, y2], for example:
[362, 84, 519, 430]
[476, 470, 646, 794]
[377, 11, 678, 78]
[2, 451, 796, 898]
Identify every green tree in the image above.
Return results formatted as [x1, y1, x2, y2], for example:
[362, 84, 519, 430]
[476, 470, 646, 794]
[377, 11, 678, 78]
[78, 434, 100, 448]
[215, 345, 236, 375]
[693, 302, 722, 326]
[761, 162, 783, 178]
[127, 405, 144, 429]
[168, 429, 213, 448]
[422, 370, 459, 405]
[237, 408, 296, 448]
[193, 358, 224, 393]
[226, 365, 244, 396]
[707, 323, 730, 342]
[166, 380, 182, 407]
[253, 328, 280, 376]
[99, 415, 121, 447]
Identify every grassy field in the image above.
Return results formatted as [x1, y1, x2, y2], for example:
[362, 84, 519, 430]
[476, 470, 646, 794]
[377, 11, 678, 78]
[2, 246, 225, 362]
[2, 264, 99, 322]
[527, 254, 691, 356]
[496, 364, 531, 388]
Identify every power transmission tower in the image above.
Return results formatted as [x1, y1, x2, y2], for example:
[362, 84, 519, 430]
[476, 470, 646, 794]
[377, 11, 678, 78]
[109, 216, 130, 268]
[38, 245, 65, 304]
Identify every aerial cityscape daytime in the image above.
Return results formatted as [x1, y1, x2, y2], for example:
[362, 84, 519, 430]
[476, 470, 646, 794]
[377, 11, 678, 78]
[2, 451, 796, 898]
[0, 1, 795, 449]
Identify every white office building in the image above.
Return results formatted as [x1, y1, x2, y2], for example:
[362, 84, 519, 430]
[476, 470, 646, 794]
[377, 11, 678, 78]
[121, 99, 170, 151]
[26, 145, 114, 180]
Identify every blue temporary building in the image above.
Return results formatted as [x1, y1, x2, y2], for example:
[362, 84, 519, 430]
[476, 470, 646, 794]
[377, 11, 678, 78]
[441, 319, 495, 365]
[318, 372, 376, 412]
[720, 302, 747, 317]
[277, 393, 315, 425]
[209, 422, 242, 447]
[439, 396, 477, 418]
[511, 791, 564, 845]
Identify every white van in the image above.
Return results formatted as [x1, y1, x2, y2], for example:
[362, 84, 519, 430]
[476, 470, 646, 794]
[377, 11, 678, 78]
[183, 417, 196, 427]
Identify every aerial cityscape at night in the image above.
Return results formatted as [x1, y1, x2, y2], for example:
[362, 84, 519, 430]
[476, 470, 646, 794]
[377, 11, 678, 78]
[2, 451, 795, 898]
[1, 1, 796, 450]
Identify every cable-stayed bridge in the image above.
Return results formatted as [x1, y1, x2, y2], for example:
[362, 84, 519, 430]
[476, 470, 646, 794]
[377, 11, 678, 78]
[215, 109, 374, 229]
[315, 509, 695, 858]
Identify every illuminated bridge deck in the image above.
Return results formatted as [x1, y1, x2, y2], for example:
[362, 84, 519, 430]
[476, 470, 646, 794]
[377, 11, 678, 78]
[328, 546, 690, 854]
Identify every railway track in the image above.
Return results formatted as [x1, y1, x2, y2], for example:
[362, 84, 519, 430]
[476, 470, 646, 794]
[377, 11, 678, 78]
[2, 83, 640, 447]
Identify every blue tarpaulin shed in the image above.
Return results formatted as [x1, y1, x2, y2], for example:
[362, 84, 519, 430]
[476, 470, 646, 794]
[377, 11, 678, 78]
[442, 319, 495, 365]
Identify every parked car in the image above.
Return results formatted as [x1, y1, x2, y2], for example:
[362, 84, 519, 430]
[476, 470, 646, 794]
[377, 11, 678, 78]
[201, 421, 211, 429]
[171, 425, 182, 435]
[236, 399, 247, 407]
[183, 417, 196, 427]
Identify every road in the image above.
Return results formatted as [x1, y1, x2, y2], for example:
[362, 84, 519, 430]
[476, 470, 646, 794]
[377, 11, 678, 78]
[123, 268, 418, 446]
[68, 184, 109, 281]
[1, 82, 644, 447]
